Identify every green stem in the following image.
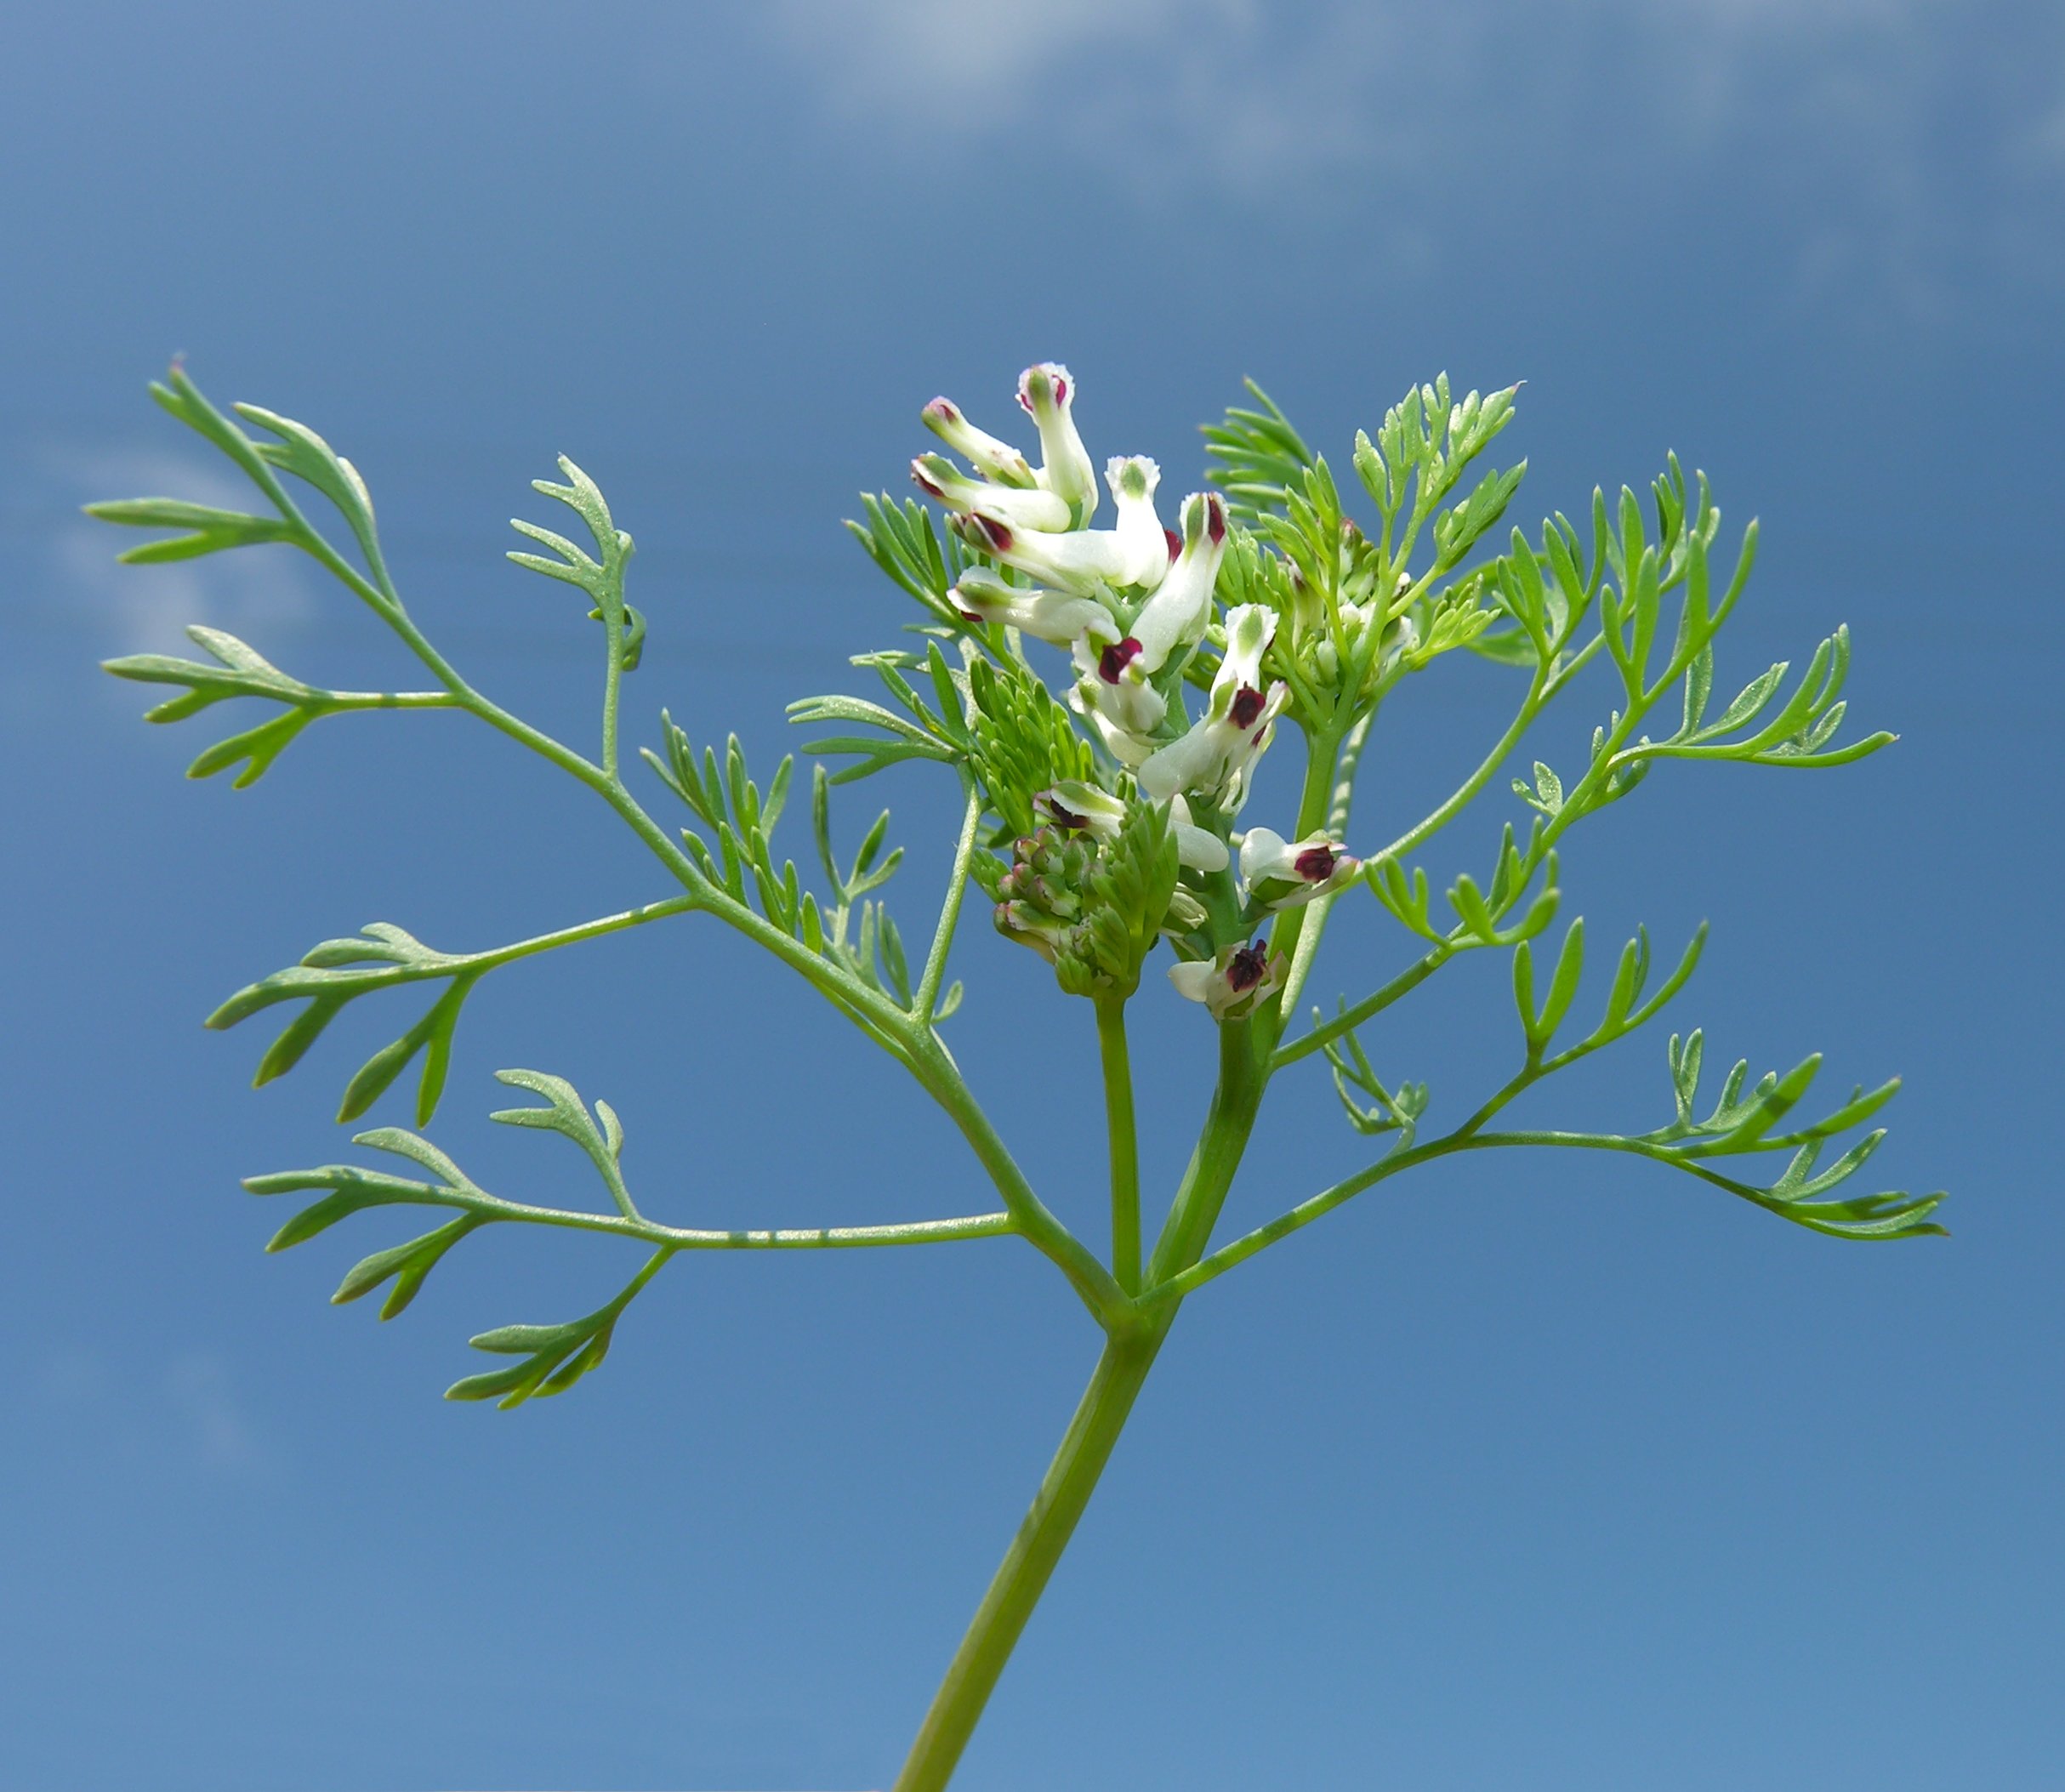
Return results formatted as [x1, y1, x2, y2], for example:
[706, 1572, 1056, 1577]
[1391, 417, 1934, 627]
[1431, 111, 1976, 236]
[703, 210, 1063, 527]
[916, 783, 983, 1021]
[1147, 1138, 1440, 1302]
[1277, 710, 1374, 1021]
[601, 606, 623, 781]
[1095, 996, 1141, 1294]
[1148, 1018, 1268, 1285]
[1145, 1119, 1807, 1307]
[1270, 942, 1451, 1070]
[909, 1039, 1131, 1328]
[1254, 720, 1345, 1059]
[892, 1328, 1167, 1792]
[478, 1199, 1021, 1252]
[895, 993, 1277, 1789]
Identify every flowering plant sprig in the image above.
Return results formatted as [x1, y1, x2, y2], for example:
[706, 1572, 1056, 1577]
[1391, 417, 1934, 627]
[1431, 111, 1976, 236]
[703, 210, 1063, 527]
[95, 358, 1943, 1791]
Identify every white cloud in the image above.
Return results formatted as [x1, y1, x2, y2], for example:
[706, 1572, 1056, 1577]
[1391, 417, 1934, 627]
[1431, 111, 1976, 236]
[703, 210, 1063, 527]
[754, 0, 2060, 299]
[25, 1345, 272, 1478]
[47, 444, 314, 661]
[166, 1351, 270, 1473]
[0, 441, 316, 725]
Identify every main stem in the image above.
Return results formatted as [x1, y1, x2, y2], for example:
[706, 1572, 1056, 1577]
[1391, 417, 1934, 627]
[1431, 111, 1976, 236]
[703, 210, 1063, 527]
[896, 1032, 1271, 1790]
[891, 1326, 1168, 1792]
[894, 720, 1351, 1789]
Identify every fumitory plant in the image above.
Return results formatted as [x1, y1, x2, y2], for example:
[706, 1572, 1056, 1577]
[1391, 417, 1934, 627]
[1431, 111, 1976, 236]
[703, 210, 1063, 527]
[94, 357, 1943, 1790]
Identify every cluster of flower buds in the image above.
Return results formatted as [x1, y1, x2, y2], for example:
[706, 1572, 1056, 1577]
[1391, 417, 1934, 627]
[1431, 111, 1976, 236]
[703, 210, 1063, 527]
[1032, 780, 1229, 875]
[992, 825, 1101, 969]
[988, 798, 1203, 998]
[1281, 519, 1418, 694]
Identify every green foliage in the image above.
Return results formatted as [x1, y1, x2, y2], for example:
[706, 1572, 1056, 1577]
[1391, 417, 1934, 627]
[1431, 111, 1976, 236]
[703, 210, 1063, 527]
[964, 655, 1099, 841]
[1471, 907, 1937, 1242]
[1365, 826, 1561, 949]
[491, 1068, 636, 1214]
[248, 1070, 672, 1404]
[1508, 919, 1709, 1070]
[101, 626, 445, 788]
[845, 493, 973, 628]
[642, 716, 941, 1015]
[1319, 1015, 1428, 1146]
[1202, 378, 1316, 523]
[105, 367, 397, 605]
[788, 639, 971, 783]
[507, 454, 646, 671]
[84, 496, 295, 563]
[208, 922, 481, 1125]
[447, 1289, 640, 1408]
[235, 400, 384, 572]
[647, 716, 804, 917]
[1351, 375, 1521, 540]
[1631, 1031, 1938, 1239]
[806, 762, 936, 1012]
[94, 358, 1939, 1436]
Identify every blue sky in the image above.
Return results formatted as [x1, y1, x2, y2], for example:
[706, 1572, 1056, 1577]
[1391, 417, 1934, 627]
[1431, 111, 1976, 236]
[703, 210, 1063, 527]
[3, 4, 2062, 1789]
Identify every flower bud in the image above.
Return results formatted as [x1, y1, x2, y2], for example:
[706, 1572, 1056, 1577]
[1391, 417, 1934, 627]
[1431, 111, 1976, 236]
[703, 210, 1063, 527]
[1017, 362, 1098, 520]
[912, 453, 1071, 531]
[1162, 886, 1210, 936]
[921, 397, 1038, 488]
[996, 898, 1071, 963]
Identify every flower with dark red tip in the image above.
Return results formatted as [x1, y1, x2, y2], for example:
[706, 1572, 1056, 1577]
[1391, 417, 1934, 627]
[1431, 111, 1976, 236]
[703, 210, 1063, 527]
[1168, 937, 1284, 1019]
[1032, 780, 1125, 840]
[1239, 826, 1361, 911]
[1016, 362, 1098, 518]
[920, 396, 1039, 488]
[948, 570, 1116, 646]
[911, 453, 1071, 531]
[1140, 604, 1288, 806]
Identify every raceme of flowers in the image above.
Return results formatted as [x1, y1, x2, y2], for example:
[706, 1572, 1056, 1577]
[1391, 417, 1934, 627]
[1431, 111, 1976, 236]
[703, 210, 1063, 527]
[913, 363, 1360, 1017]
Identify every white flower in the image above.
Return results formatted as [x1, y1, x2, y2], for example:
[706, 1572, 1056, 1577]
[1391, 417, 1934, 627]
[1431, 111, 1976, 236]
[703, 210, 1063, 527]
[950, 570, 1115, 646]
[1130, 492, 1228, 672]
[1170, 793, 1230, 873]
[1068, 632, 1167, 737]
[1017, 362, 1098, 519]
[1168, 938, 1283, 1020]
[1103, 456, 1170, 590]
[952, 510, 1133, 594]
[921, 396, 1038, 489]
[912, 453, 1070, 531]
[1238, 826, 1360, 909]
[1070, 689, 1157, 767]
[1140, 604, 1290, 806]
[1032, 780, 1125, 839]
